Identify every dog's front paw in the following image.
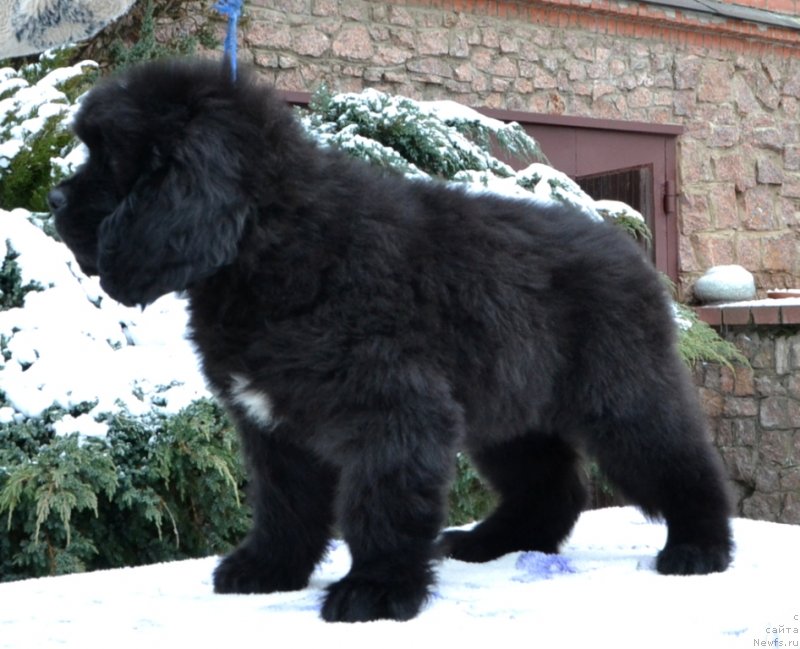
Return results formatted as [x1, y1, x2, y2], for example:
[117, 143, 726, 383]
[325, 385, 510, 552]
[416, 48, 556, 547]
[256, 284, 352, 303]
[656, 543, 731, 575]
[213, 546, 310, 594]
[321, 574, 430, 622]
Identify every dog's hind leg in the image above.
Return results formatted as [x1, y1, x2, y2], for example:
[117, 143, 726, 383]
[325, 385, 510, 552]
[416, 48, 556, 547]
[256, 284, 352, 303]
[585, 385, 733, 575]
[440, 434, 587, 562]
[213, 423, 337, 595]
[320, 380, 462, 622]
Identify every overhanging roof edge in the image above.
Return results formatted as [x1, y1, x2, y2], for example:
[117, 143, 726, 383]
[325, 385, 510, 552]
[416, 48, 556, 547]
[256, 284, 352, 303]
[638, 0, 800, 31]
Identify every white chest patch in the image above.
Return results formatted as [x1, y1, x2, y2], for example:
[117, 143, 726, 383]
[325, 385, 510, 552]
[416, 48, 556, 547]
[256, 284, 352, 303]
[229, 374, 276, 429]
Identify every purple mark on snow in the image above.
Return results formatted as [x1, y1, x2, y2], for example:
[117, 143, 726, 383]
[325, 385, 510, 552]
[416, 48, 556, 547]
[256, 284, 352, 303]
[513, 552, 577, 582]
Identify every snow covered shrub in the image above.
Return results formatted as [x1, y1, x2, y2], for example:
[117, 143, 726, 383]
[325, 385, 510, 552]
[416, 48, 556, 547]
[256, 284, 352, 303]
[672, 302, 747, 369]
[593, 200, 653, 245]
[305, 88, 598, 219]
[0, 117, 74, 212]
[0, 51, 96, 211]
[0, 244, 43, 310]
[105, 0, 214, 71]
[0, 399, 248, 580]
[305, 86, 547, 181]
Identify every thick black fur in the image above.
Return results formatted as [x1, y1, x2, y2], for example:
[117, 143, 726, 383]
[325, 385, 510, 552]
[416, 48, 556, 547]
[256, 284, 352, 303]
[50, 59, 733, 622]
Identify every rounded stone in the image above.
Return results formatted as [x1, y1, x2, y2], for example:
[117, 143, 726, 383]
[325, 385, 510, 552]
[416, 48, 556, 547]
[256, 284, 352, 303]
[693, 264, 756, 303]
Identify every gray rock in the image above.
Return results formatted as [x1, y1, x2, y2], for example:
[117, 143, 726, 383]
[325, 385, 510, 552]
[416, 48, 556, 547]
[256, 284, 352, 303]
[694, 265, 756, 303]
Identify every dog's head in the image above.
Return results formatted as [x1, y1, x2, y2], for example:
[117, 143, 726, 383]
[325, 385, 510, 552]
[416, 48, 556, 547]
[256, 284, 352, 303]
[50, 59, 270, 307]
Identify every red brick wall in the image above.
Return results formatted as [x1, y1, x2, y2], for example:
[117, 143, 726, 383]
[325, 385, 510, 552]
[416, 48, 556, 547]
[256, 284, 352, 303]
[735, 0, 799, 13]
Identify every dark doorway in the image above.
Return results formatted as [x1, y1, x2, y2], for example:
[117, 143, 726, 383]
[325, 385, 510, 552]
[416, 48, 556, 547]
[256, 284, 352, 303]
[576, 165, 655, 259]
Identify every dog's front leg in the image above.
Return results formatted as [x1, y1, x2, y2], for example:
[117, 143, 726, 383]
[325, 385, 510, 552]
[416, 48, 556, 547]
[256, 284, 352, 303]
[213, 424, 337, 595]
[320, 389, 462, 622]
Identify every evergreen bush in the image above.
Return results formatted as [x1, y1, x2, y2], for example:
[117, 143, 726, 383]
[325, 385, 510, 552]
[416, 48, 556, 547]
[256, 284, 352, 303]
[0, 117, 75, 212]
[673, 302, 748, 369]
[305, 86, 546, 181]
[106, 0, 205, 70]
[0, 400, 249, 581]
[0, 50, 96, 212]
[448, 454, 496, 526]
[0, 243, 43, 310]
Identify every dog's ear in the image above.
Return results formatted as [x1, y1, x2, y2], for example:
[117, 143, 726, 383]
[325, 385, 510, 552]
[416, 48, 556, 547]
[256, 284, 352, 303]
[96, 115, 251, 308]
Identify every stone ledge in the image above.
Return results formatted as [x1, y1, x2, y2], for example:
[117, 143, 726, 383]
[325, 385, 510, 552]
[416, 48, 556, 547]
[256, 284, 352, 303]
[695, 300, 800, 326]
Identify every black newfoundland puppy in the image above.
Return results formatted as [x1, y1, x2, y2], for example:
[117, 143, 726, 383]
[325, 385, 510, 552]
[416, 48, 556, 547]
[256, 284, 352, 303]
[50, 59, 732, 622]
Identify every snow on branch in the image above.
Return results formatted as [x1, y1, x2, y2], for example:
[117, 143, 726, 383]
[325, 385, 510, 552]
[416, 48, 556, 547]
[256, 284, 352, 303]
[301, 87, 609, 222]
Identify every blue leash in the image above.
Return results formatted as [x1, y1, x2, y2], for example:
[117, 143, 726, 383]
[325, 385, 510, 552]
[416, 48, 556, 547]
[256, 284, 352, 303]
[214, 0, 243, 80]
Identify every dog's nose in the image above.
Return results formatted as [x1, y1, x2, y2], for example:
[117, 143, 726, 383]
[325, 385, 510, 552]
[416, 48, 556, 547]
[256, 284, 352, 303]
[47, 188, 67, 213]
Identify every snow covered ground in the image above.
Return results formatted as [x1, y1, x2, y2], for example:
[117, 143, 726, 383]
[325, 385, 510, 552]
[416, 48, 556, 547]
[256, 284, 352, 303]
[1, 506, 798, 648]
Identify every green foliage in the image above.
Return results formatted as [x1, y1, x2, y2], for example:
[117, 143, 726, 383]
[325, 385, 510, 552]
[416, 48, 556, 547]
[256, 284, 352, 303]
[0, 50, 97, 211]
[593, 202, 653, 247]
[0, 400, 249, 581]
[447, 453, 495, 526]
[0, 116, 74, 211]
[609, 212, 652, 245]
[0, 412, 111, 577]
[0, 244, 44, 310]
[6, 47, 97, 100]
[450, 113, 549, 167]
[0, 47, 78, 82]
[514, 169, 543, 192]
[107, 0, 204, 70]
[674, 302, 748, 369]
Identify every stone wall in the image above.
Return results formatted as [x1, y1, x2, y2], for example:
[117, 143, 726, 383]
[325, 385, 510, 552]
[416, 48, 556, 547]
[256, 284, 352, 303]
[696, 327, 800, 523]
[209, 0, 800, 297]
